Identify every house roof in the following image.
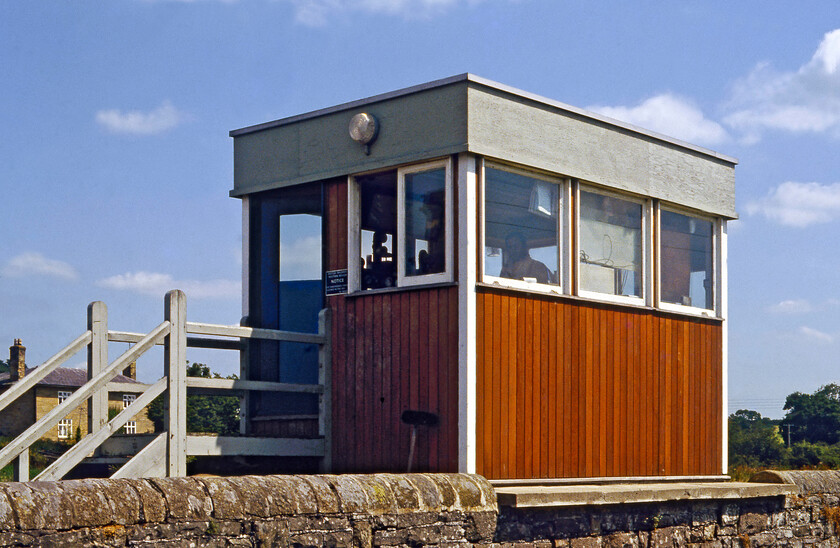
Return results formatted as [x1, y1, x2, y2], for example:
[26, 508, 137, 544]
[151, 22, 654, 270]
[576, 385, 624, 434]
[0, 367, 142, 388]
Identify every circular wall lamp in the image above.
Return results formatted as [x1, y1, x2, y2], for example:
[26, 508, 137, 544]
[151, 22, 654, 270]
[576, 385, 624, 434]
[349, 112, 379, 155]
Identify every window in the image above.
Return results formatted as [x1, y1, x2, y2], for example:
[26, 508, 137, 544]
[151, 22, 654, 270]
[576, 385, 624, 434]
[483, 164, 561, 291]
[578, 188, 645, 301]
[352, 158, 452, 291]
[660, 208, 714, 311]
[357, 169, 398, 290]
[123, 394, 137, 434]
[57, 419, 72, 439]
[57, 390, 71, 403]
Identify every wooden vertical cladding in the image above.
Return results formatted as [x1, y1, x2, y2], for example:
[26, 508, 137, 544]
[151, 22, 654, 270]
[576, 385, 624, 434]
[324, 179, 459, 473]
[476, 288, 722, 480]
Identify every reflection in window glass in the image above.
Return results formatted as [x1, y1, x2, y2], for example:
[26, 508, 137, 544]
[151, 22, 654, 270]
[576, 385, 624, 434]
[358, 170, 397, 289]
[404, 168, 446, 277]
[579, 190, 642, 297]
[484, 167, 558, 285]
[660, 210, 713, 309]
[278, 214, 322, 282]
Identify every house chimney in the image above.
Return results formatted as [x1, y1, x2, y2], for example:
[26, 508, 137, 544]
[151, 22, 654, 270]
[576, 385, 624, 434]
[9, 339, 25, 382]
[123, 361, 136, 380]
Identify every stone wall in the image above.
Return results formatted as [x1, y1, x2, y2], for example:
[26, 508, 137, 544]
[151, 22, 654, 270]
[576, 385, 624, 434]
[0, 473, 496, 547]
[1, 471, 839, 547]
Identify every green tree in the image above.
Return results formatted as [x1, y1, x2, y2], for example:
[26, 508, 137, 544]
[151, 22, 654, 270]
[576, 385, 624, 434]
[728, 409, 788, 467]
[787, 441, 840, 469]
[783, 384, 840, 445]
[0, 358, 8, 375]
[147, 362, 240, 435]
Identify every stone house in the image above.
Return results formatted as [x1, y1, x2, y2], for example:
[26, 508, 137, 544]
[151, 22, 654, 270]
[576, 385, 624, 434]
[0, 339, 153, 442]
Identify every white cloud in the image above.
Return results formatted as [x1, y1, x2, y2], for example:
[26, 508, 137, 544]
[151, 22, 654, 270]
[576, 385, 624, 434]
[769, 299, 814, 314]
[586, 93, 728, 147]
[798, 326, 834, 343]
[285, 0, 481, 26]
[724, 29, 840, 142]
[95, 101, 185, 135]
[97, 271, 239, 299]
[746, 181, 840, 227]
[1, 252, 78, 281]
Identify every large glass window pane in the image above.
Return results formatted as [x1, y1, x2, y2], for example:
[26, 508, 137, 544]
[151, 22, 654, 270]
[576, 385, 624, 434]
[403, 167, 446, 277]
[579, 189, 642, 297]
[660, 210, 713, 309]
[358, 170, 397, 289]
[484, 166, 559, 285]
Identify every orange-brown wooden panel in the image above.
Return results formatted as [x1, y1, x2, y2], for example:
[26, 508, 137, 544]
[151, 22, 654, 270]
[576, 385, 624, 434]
[476, 288, 723, 480]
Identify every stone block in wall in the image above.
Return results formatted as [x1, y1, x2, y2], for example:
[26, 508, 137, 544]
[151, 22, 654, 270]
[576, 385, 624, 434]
[123, 478, 167, 524]
[326, 475, 369, 514]
[148, 477, 213, 521]
[739, 512, 771, 535]
[3, 480, 75, 531]
[603, 531, 639, 547]
[0, 488, 14, 531]
[302, 475, 341, 513]
[649, 525, 688, 547]
[252, 519, 290, 546]
[196, 477, 244, 520]
[720, 503, 739, 526]
[687, 523, 716, 542]
[0, 531, 37, 546]
[570, 537, 602, 548]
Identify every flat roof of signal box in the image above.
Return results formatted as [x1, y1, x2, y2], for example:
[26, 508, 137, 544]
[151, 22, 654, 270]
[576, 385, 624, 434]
[230, 73, 737, 219]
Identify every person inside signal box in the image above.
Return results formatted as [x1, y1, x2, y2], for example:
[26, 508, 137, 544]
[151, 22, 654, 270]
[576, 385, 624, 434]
[500, 232, 551, 284]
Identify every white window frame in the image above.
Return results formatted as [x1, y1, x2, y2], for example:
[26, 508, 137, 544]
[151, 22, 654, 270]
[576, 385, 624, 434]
[480, 160, 566, 295]
[57, 390, 71, 404]
[576, 184, 649, 307]
[348, 157, 454, 292]
[656, 204, 719, 318]
[57, 419, 72, 439]
[122, 393, 137, 434]
[397, 158, 454, 287]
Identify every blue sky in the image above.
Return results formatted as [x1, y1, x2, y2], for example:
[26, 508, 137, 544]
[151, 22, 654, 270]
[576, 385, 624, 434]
[1, 1, 839, 418]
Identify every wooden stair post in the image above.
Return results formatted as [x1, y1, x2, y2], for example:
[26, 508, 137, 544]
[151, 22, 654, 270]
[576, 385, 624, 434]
[88, 302, 108, 438]
[164, 290, 187, 477]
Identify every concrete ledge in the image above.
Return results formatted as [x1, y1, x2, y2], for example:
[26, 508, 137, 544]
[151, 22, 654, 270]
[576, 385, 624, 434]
[495, 481, 797, 508]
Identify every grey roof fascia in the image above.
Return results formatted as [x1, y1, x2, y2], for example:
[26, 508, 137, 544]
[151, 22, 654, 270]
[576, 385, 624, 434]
[229, 73, 738, 167]
[229, 73, 472, 138]
[464, 75, 738, 166]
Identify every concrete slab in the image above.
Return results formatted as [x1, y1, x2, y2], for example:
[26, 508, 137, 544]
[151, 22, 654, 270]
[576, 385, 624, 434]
[495, 482, 798, 508]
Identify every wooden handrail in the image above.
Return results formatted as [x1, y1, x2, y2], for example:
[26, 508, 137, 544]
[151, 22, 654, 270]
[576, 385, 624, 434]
[0, 321, 171, 470]
[185, 377, 324, 394]
[3, 291, 333, 480]
[186, 321, 326, 344]
[0, 330, 92, 414]
[35, 377, 168, 481]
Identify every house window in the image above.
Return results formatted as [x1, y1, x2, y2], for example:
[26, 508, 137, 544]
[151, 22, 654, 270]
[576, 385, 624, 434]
[483, 164, 561, 291]
[578, 187, 645, 301]
[660, 208, 714, 311]
[352, 158, 453, 291]
[57, 390, 71, 403]
[57, 419, 72, 439]
[123, 394, 137, 434]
